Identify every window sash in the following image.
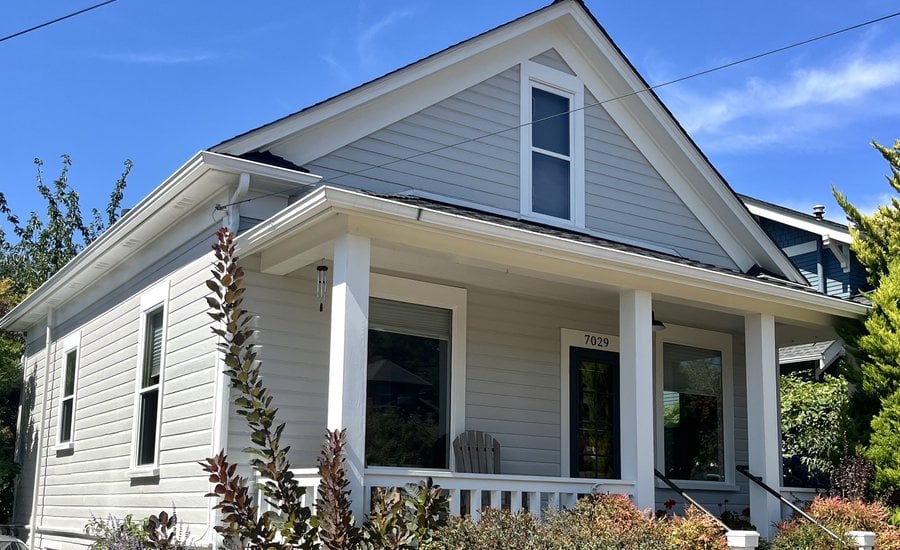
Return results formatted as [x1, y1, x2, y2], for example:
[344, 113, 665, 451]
[142, 309, 163, 388]
[59, 398, 74, 443]
[64, 350, 77, 397]
[530, 84, 573, 221]
[137, 388, 159, 466]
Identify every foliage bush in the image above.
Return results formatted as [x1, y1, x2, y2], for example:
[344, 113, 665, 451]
[84, 514, 146, 550]
[773, 496, 900, 550]
[867, 388, 900, 498]
[424, 493, 726, 550]
[780, 372, 849, 484]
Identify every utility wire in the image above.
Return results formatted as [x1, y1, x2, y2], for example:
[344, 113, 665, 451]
[207, 9, 893, 210]
[0, 0, 118, 44]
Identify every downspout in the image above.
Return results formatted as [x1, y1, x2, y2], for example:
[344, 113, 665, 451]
[30, 307, 53, 545]
[205, 173, 248, 547]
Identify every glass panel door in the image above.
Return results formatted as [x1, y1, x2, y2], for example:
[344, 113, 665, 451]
[570, 347, 620, 479]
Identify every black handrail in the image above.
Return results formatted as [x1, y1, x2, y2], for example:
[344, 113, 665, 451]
[654, 469, 731, 532]
[736, 465, 850, 546]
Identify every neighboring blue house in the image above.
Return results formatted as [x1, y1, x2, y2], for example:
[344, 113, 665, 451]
[741, 195, 872, 378]
[741, 195, 870, 300]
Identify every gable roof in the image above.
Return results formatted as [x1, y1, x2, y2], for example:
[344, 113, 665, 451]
[741, 193, 852, 245]
[211, 0, 804, 284]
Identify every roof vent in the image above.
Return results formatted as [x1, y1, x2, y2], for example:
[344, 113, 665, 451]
[812, 204, 825, 220]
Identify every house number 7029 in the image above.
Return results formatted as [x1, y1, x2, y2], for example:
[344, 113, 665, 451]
[584, 334, 610, 348]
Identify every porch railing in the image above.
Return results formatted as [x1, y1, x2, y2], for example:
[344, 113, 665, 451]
[364, 467, 634, 521]
[256, 467, 634, 521]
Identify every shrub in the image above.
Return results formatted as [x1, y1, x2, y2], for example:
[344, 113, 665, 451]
[830, 454, 876, 501]
[773, 496, 900, 550]
[422, 508, 540, 550]
[425, 493, 727, 550]
[144, 510, 193, 550]
[780, 372, 849, 484]
[84, 514, 146, 550]
[662, 506, 728, 550]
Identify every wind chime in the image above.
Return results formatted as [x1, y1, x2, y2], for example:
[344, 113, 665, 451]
[316, 261, 329, 312]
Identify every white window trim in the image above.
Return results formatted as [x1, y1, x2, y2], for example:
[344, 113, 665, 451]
[369, 273, 467, 471]
[560, 328, 619, 478]
[520, 60, 585, 228]
[128, 281, 170, 475]
[54, 332, 81, 451]
[654, 324, 735, 490]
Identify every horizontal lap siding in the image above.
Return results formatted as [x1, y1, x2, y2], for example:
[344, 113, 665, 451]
[303, 68, 520, 212]
[20, 225, 219, 542]
[531, 49, 575, 75]
[465, 288, 618, 477]
[583, 89, 736, 268]
[228, 266, 330, 471]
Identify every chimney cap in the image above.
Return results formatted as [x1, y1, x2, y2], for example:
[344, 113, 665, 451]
[812, 204, 825, 220]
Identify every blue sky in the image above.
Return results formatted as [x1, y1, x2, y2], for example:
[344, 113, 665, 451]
[1, 0, 899, 227]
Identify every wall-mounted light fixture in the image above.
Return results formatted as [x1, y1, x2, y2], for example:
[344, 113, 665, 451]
[652, 312, 666, 332]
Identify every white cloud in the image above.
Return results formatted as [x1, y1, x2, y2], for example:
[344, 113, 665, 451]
[667, 49, 900, 150]
[356, 8, 414, 70]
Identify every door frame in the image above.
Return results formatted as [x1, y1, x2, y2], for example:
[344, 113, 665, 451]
[560, 328, 619, 477]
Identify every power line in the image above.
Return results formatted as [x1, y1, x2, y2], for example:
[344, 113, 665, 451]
[311, 9, 900, 189]
[0, 0, 118, 44]
[204, 8, 892, 210]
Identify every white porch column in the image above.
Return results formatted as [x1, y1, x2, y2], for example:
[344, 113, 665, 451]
[744, 313, 781, 539]
[619, 289, 655, 511]
[327, 234, 371, 520]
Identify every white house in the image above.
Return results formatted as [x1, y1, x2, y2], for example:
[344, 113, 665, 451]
[1, 1, 867, 547]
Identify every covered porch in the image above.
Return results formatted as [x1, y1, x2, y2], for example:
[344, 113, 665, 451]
[237, 187, 865, 538]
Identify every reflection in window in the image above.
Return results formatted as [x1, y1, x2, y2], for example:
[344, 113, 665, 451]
[366, 298, 450, 469]
[662, 343, 724, 481]
[531, 86, 571, 220]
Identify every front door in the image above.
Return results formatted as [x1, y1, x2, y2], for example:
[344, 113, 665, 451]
[570, 347, 620, 479]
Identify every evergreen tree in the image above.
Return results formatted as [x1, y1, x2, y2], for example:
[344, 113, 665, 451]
[833, 139, 900, 466]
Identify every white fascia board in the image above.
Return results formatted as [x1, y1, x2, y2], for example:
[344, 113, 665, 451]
[745, 202, 852, 245]
[559, 10, 805, 284]
[212, 3, 575, 157]
[241, 187, 867, 320]
[200, 151, 322, 187]
[0, 151, 319, 332]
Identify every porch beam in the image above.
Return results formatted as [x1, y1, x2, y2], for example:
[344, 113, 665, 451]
[619, 289, 654, 510]
[744, 313, 781, 539]
[327, 234, 371, 520]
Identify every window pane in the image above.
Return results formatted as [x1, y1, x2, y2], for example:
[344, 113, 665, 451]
[571, 348, 619, 479]
[366, 299, 451, 469]
[532, 88, 569, 155]
[138, 388, 159, 465]
[143, 309, 163, 388]
[60, 399, 73, 443]
[532, 152, 570, 219]
[64, 350, 77, 397]
[662, 343, 724, 481]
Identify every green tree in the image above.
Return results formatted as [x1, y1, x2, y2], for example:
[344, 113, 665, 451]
[780, 372, 849, 481]
[834, 139, 900, 494]
[0, 155, 131, 523]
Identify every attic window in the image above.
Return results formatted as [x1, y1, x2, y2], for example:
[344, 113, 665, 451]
[520, 60, 584, 226]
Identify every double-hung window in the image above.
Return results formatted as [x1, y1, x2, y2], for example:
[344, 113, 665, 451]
[57, 333, 80, 448]
[655, 325, 734, 486]
[132, 282, 168, 474]
[520, 61, 584, 226]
